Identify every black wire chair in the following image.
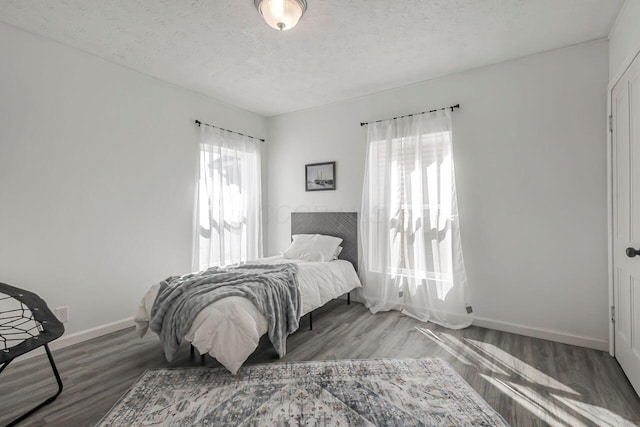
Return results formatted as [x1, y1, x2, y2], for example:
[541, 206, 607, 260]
[0, 282, 65, 426]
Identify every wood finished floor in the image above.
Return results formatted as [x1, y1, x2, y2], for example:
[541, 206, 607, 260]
[1, 300, 639, 426]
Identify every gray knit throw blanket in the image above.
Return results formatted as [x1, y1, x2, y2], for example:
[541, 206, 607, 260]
[149, 263, 301, 362]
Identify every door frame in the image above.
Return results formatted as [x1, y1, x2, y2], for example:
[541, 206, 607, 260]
[608, 47, 640, 357]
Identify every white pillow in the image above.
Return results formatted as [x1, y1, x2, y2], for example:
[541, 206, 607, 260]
[333, 246, 343, 260]
[283, 234, 343, 262]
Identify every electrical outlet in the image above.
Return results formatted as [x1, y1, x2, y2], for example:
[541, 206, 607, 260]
[54, 306, 69, 324]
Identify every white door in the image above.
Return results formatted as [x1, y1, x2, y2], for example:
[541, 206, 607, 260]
[612, 52, 640, 396]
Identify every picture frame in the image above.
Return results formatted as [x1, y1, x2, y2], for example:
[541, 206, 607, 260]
[305, 161, 336, 191]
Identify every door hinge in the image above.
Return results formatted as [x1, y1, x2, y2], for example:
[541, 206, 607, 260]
[609, 115, 613, 133]
[611, 305, 615, 323]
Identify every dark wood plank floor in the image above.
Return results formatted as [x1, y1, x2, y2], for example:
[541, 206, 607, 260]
[2, 301, 639, 426]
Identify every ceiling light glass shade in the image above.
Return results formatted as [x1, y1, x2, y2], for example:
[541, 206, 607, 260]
[254, 0, 307, 31]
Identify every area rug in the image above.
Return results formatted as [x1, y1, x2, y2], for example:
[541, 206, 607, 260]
[97, 358, 509, 426]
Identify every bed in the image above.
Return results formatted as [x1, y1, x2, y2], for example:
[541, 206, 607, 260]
[134, 212, 361, 374]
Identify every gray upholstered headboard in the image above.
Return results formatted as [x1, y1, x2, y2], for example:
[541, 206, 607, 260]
[291, 212, 358, 271]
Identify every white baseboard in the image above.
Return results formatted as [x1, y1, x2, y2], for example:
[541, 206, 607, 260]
[11, 312, 608, 366]
[339, 296, 607, 351]
[473, 316, 609, 351]
[14, 317, 134, 363]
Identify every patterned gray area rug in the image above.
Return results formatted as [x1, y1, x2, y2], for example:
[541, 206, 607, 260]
[97, 358, 509, 426]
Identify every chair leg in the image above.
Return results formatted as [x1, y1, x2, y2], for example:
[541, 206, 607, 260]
[6, 344, 63, 427]
[0, 359, 12, 375]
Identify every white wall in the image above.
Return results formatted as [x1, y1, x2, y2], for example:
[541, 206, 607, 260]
[267, 40, 610, 348]
[0, 23, 267, 335]
[609, 0, 640, 79]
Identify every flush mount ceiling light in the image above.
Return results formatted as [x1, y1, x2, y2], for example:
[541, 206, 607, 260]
[254, 0, 307, 31]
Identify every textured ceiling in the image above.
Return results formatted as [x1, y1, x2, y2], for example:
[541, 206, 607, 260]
[0, 0, 624, 116]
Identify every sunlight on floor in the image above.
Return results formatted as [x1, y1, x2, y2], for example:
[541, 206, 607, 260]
[416, 327, 637, 426]
[463, 337, 577, 395]
[552, 393, 636, 427]
[415, 327, 475, 366]
[481, 374, 583, 426]
[440, 333, 511, 376]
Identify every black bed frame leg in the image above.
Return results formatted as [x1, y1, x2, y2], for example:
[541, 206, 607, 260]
[347, 292, 350, 305]
[6, 343, 63, 427]
[190, 344, 195, 359]
[309, 312, 313, 331]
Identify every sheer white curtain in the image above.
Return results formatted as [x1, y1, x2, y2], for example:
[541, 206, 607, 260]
[193, 125, 262, 271]
[359, 109, 472, 328]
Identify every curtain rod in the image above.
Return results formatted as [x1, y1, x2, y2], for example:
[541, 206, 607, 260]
[195, 119, 265, 142]
[360, 104, 460, 127]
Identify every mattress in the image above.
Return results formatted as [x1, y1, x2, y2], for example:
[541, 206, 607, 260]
[134, 256, 361, 374]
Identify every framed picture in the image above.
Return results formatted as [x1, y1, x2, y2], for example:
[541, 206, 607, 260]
[305, 161, 336, 191]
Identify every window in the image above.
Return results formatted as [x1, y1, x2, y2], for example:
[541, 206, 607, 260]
[359, 111, 470, 326]
[194, 129, 262, 270]
[367, 130, 453, 278]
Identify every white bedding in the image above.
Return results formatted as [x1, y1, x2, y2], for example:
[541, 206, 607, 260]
[134, 256, 361, 374]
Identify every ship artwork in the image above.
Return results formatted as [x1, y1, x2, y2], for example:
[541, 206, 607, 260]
[305, 161, 336, 191]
